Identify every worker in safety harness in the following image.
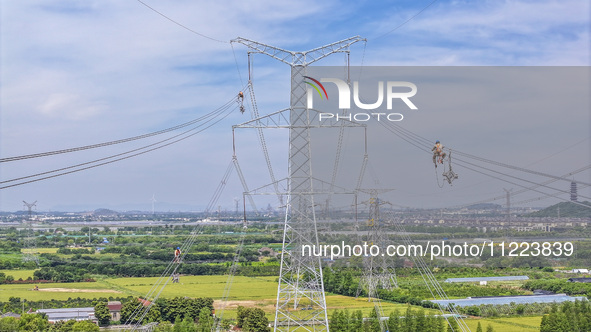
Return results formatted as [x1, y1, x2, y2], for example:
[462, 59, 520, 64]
[238, 91, 245, 114]
[174, 247, 181, 263]
[432, 140, 447, 167]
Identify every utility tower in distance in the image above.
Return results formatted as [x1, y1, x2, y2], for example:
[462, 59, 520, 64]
[503, 188, 512, 222]
[22, 200, 39, 265]
[22, 200, 37, 221]
[232, 36, 365, 331]
[356, 189, 397, 331]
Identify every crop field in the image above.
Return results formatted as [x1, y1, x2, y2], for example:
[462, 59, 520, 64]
[0, 281, 125, 301]
[21, 248, 59, 254]
[465, 316, 542, 331]
[0, 274, 441, 320]
[0, 269, 37, 280]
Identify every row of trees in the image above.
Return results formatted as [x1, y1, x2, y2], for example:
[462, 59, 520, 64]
[525, 279, 591, 298]
[1, 296, 133, 315]
[329, 307, 496, 332]
[540, 301, 591, 332]
[119, 297, 214, 325]
[0, 313, 99, 332]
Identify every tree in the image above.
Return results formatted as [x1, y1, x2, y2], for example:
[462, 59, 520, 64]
[330, 309, 343, 331]
[415, 308, 426, 332]
[236, 306, 248, 328]
[403, 306, 415, 332]
[350, 310, 364, 331]
[120, 299, 143, 324]
[146, 304, 162, 323]
[17, 313, 50, 332]
[174, 315, 196, 332]
[71, 320, 100, 332]
[242, 308, 270, 332]
[94, 302, 111, 326]
[476, 321, 483, 332]
[368, 307, 380, 332]
[446, 318, 459, 332]
[388, 309, 400, 331]
[0, 317, 18, 332]
[486, 324, 494, 332]
[197, 307, 213, 332]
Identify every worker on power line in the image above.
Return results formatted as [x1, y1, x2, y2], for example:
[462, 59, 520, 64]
[432, 140, 447, 167]
[174, 247, 181, 263]
[238, 91, 245, 114]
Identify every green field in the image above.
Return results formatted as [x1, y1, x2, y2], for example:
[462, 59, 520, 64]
[0, 275, 442, 320]
[0, 269, 37, 280]
[465, 316, 542, 331]
[0, 281, 125, 301]
[21, 248, 59, 254]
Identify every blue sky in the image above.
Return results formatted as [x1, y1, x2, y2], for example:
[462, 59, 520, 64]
[0, 0, 589, 212]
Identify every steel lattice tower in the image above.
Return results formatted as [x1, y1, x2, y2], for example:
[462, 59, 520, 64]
[232, 36, 364, 331]
[359, 193, 398, 296]
[356, 190, 397, 331]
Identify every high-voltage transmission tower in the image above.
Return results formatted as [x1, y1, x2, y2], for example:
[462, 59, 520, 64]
[22, 200, 37, 220]
[358, 190, 398, 296]
[503, 188, 512, 222]
[22, 200, 39, 265]
[356, 190, 397, 331]
[232, 36, 365, 331]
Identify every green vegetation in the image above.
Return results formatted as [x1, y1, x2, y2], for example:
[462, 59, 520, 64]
[526, 201, 591, 218]
[540, 301, 591, 332]
[236, 306, 270, 332]
[94, 302, 111, 326]
[525, 279, 591, 297]
[2, 222, 591, 331]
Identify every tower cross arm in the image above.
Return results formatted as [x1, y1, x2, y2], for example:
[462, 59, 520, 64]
[231, 36, 365, 66]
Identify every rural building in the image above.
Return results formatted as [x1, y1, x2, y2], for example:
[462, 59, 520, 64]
[36, 307, 97, 324]
[571, 269, 589, 274]
[108, 301, 122, 321]
[568, 278, 591, 283]
[0, 312, 20, 319]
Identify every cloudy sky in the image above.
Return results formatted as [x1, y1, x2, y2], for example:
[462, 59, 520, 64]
[1, 0, 589, 212]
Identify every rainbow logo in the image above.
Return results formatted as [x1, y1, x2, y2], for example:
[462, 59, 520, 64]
[304, 76, 328, 100]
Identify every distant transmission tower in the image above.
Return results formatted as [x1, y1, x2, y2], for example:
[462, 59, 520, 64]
[234, 198, 240, 218]
[22, 200, 37, 221]
[151, 194, 157, 215]
[232, 36, 365, 331]
[358, 190, 398, 294]
[503, 188, 512, 222]
[356, 190, 397, 331]
[22, 201, 39, 266]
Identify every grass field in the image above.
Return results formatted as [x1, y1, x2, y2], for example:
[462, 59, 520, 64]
[0, 281, 125, 301]
[465, 316, 542, 331]
[0, 275, 440, 319]
[0, 274, 546, 328]
[21, 248, 59, 254]
[0, 269, 37, 280]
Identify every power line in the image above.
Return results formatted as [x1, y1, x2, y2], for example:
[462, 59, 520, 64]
[134, 0, 228, 43]
[373, 0, 440, 40]
[382, 120, 591, 186]
[0, 98, 236, 163]
[378, 119, 591, 208]
[0, 101, 237, 190]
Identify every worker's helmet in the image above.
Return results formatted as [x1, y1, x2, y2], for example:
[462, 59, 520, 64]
[177, 247, 180, 250]
[436, 140, 440, 144]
